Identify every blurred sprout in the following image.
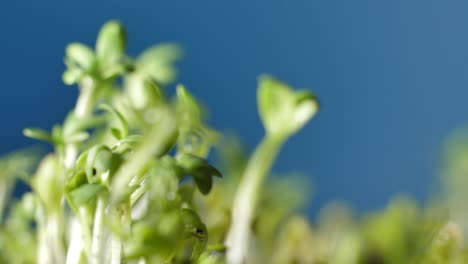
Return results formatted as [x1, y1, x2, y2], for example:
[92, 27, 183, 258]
[0, 148, 40, 222]
[442, 129, 468, 240]
[137, 43, 182, 85]
[226, 75, 319, 264]
[175, 85, 219, 157]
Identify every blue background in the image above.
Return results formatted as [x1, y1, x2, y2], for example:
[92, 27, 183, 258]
[1, 1, 468, 217]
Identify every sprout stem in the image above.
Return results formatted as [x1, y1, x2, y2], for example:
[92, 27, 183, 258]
[225, 134, 285, 264]
[65, 76, 96, 169]
[91, 197, 107, 264]
[65, 76, 98, 263]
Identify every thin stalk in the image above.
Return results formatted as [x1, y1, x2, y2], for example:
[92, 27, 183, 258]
[49, 214, 66, 263]
[74, 77, 97, 120]
[225, 135, 285, 264]
[65, 76, 98, 263]
[109, 233, 122, 264]
[65, 76, 97, 169]
[90, 197, 107, 264]
[66, 217, 85, 264]
[37, 211, 66, 264]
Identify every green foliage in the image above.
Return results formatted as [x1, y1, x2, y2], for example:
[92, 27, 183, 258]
[1, 20, 467, 264]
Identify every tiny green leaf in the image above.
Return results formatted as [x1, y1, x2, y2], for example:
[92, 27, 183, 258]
[177, 153, 222, 195]
[176, 84, 201, 121]
[65, 131, 90, 143]
[23, 128, 52, 143]
[66, 171, 88, 191]
[68, 183, 106, 206]
[257, 75, 319, 138]
[65, 43, 96, 70]
[96, 20, 127, 66]
[62, 67, 85, 85]
[137, 44, 182, 85]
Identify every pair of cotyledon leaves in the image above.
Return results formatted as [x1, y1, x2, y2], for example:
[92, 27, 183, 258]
[63, 20, 181, 86]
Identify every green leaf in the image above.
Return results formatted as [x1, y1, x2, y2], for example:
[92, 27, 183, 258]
[193, 174, 213, 195]
[111, 128, 122, 140]
[177, 153, 222, 178]
[23, 128, 52, 143]
[62, 67, 85, 85]
[68, 183, 106, 206]
[177, 153, 222, 195]
[65, 43, 96, 70]
[96, 20, 127, 66]
[257, 75, 319, 138]
[176, 84, 202, 122]
[137, 43, 182, 85]
[66, 171, 88, 191]
[66, 131, 90, 143]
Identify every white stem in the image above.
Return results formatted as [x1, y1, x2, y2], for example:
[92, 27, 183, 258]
[91, 198, 107, 264]
[49, 216, 66, 263]
[74, 77, 96, 119]
[65, 76, 96, 170]
[225, 135, 284, 264]
[66, 217, 85, 264]
[38, 216, 50, 264]
[64, 145, 79, 169]
[38, 213, 66, 264]
[109, 233, 122, 264]
[65, 76, 96, 263]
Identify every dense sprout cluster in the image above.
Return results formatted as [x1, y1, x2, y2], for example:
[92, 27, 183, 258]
[0, 21, 467, 264]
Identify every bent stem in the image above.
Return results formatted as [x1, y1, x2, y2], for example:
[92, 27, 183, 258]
[225, 134, 285, 264]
